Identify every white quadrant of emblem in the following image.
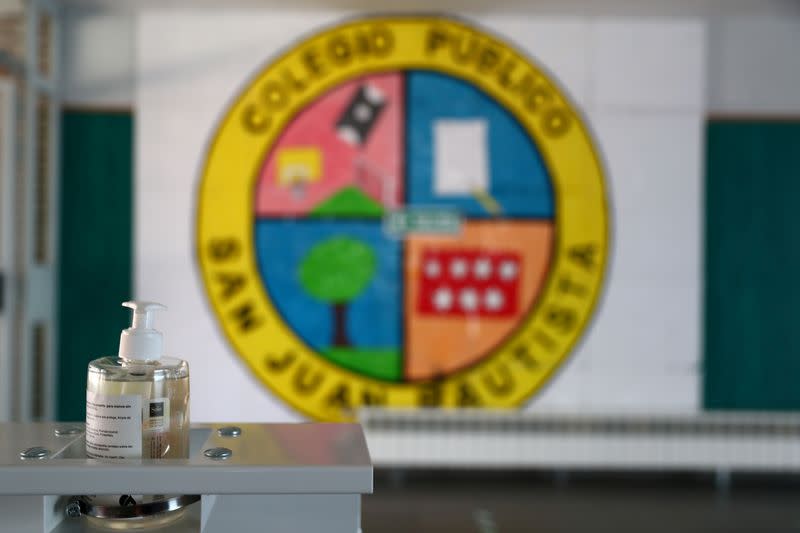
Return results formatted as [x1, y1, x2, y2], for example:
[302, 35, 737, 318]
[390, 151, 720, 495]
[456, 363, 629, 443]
[433, 119, 490, 196]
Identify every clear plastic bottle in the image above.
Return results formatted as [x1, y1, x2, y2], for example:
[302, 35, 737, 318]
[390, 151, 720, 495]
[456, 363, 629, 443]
[84, 301, 191, 529]
[86, 355, 190, 459]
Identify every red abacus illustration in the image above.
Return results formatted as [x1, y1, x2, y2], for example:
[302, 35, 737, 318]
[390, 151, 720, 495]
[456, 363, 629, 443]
[417, 248, 522, 317]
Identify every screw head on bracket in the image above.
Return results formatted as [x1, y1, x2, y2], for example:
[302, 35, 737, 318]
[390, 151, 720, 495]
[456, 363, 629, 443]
[20, 447, 50, 460]
[217, 426, 242, 438]
[204, 447, 232, 460]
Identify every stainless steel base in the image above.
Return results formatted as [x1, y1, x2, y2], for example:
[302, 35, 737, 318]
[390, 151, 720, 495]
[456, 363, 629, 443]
[75, 494, 201, 519]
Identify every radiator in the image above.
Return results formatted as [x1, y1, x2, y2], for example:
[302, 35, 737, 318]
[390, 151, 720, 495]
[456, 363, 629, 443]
[358, 408, 800, 472]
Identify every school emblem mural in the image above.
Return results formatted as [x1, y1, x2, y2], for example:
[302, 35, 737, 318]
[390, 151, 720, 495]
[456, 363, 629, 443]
[198, 16, 609, 420]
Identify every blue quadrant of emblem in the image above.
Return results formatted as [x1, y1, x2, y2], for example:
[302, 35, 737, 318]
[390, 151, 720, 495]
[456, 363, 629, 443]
[406, 71, 554, 218]
[255, 219, 402, 381]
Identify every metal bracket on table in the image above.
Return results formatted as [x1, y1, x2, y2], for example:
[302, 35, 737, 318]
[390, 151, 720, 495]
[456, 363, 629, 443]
[0, 422, 373, 533]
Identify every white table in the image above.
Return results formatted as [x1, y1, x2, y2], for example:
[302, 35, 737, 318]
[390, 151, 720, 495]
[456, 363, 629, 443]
[0, 422, 372, 532]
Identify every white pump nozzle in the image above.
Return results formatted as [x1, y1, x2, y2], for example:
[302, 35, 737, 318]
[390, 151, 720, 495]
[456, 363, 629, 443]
[119, 301, 167, 361]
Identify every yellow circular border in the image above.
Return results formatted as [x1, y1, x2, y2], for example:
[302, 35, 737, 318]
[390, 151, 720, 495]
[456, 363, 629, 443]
[197, 16, 609, 421]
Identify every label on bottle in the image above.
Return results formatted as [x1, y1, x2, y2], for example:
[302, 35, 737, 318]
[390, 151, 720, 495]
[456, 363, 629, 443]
[85, 391, 142, 459]
[144, 397, 170, 432]
[144, 397, 171, 458]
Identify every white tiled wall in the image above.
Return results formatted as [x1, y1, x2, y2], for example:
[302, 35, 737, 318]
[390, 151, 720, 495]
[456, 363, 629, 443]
[534, 19, 704, 410]
[484, 16, 591, 108]
[591, 20, 706, 111]
[62, 7, 800, 115]
[61, 11, 135, 106]
[708, 17, 800, 115]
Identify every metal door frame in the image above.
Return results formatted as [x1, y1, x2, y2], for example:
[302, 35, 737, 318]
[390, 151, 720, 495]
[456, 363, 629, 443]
[0, 79, 16, 422]
[0, 0, 60, 421]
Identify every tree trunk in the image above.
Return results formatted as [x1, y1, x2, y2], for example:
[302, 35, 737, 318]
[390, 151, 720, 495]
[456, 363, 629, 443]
[332, 302, 350, 347]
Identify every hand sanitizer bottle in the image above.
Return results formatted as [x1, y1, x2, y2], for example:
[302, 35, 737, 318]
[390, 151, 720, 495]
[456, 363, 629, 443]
[84, 301, 190, 529]
[86, 301, 189, 459]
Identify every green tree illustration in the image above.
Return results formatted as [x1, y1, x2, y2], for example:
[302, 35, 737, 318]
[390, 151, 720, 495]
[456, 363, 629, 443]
[298, 236, 376, 347]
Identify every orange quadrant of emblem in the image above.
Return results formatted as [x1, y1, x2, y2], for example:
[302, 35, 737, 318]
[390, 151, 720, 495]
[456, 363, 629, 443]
[405, 221, 554, 380]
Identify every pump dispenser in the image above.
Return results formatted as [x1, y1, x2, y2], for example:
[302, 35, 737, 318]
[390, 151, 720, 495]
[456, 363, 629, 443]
[118, 301, 166, 361]
[84, 301, 191, 529]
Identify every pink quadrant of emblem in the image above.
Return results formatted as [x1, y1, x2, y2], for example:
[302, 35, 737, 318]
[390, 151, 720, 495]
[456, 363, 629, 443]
[255, 72, 404, 216]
